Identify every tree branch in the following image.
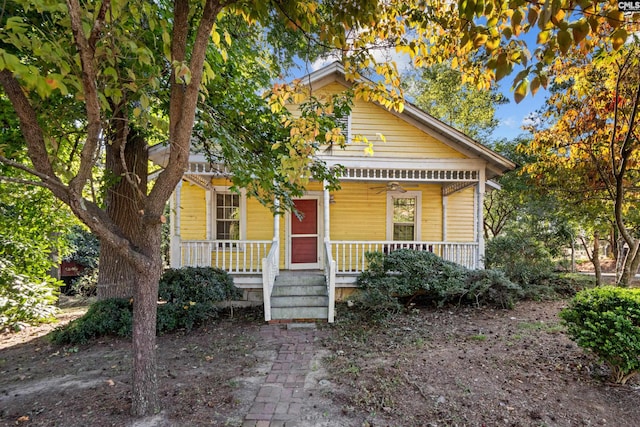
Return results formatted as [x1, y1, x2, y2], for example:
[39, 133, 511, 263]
[66, 0, 105, 194]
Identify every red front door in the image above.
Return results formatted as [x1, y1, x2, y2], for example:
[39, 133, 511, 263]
[291, 199, 318, 266]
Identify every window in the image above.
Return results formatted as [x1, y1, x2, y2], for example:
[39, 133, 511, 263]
[386, 192, 422, 241]
[393, 197, 416, 240]
[215, 193, 239, 240]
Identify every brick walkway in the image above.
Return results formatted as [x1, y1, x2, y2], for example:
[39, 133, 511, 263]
[242, 324, 323, 427]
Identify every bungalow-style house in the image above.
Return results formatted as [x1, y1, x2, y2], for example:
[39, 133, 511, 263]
[150, 62, 515, 323]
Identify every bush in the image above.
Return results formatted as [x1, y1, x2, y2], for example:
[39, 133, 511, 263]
[560, 286, 640, 384]
[70, 269, 99, 297]
[50, 267, 241, 344]
[49, 298, 132, 344]
[0, 259, 60, 330]
[355, 249, 523, 318]
[485, 233, 555, 287]
[464, 269, 524, 309]
[157, 267, 240, 332]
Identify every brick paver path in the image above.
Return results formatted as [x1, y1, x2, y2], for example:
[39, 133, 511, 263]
[242, 324, 325, 427]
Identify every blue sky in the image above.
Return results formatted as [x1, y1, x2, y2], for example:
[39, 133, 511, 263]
[493, 83, 546, 141]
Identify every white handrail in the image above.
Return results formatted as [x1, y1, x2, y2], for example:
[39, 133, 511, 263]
[330, 240, 479, 272]
[323, 238, 336, 323]
[261, 239, 279, 322]
[180, 240, 272, 273]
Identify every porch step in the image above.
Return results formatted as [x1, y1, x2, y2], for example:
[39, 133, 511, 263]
[271, 305, 329, 320]
[270, 273, 329, 321]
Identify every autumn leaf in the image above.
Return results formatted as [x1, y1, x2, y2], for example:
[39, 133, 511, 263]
[514, 79, 528, 104]
[611, 28, 628, 51]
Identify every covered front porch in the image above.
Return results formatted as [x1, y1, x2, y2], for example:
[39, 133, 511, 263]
[167, 158, 488, 323]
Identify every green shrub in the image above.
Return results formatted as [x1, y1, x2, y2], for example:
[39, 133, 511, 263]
[355, 249, 522, 317]
[70, 269, 99, 297]
[485, 233, 555, 286]
[464, 269, 524, 309]
[50, 267, 241, 344]
[49, 298, 132, 344]
[560, 286, 640, 384]
[0, 259, 60, 330]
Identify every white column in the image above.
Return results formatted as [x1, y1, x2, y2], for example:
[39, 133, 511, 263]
[442, 194, 448, 241]
[323, 180, 331, 240]
[273, 197, 280, 272]
[273, 197, 280, 241]
[205, 188, 212, 240]
[170, 181, 182, 268]
[476, 170, 486, 269]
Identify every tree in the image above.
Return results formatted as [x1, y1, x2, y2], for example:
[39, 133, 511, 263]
[1, 0, 636, 417]
[0, 0, 392, 416]
[523, 41, 640, 285]
[403, 64, 506, 143]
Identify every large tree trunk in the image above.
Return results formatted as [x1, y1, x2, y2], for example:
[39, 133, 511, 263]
[130, 221, 163, 415]
[97, 125, 148, 299]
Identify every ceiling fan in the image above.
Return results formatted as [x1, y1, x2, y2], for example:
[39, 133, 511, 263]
[369, 181, 417, 194]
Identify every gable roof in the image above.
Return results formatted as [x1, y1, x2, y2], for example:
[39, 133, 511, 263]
[300, 61, 515, 179]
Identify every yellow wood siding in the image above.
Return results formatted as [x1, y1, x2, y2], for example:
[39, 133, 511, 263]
[329, 182, 443, 241]
[330, 182, 387, 240]
[180, 181, 207, 239]
[291, 82, 466, 160]
[246, 198, 273, 240]
[419, 185, 443, 241]
[446, 186, 475, 241]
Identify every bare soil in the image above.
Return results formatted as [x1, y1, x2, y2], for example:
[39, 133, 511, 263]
[1, 297, 639, 427]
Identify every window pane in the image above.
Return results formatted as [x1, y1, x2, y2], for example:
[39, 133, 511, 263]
[393, 224, 414, 241]
[393, 198, 415, 223]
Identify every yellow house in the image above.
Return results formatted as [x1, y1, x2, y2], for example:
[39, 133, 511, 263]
[150, 62, 514, 323]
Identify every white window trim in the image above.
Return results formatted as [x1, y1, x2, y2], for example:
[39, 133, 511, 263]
[210, 186, 246, 241]
[386, 191, 422, 241]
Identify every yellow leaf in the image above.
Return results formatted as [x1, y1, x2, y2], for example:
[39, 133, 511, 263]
[514, 79, 528, 104]
[473, 33, 488, 48]
[211, 30, 220, 46]
[611, 28, 627, 50]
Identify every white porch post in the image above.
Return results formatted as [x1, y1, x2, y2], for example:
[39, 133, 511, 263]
[170, 181, 182, 268]
[273, 198, 280, 239]
[205, 188, 212, 240]
[273, 197, 280, 266]
[323, 180, 331, 240]
[476, 170, 486, 269]
[442, 195, 448, 241]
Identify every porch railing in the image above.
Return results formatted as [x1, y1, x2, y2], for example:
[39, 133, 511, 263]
[330, 240, 479, 273]
[180, 240, 272, 273]
[262, 239, 279, 322]
[323, 238, 336, 323]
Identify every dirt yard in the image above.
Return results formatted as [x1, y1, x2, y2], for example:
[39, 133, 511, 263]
[1, 298, 639, 426]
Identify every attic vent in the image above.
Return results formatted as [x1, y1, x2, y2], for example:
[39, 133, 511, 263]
[332, 114, 351, 144]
